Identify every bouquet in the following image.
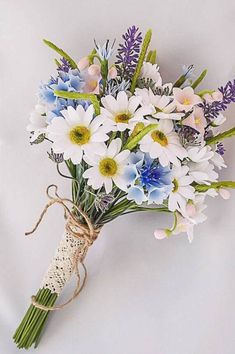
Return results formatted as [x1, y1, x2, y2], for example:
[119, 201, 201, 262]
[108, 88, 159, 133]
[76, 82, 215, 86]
[13, 26, 235, 349]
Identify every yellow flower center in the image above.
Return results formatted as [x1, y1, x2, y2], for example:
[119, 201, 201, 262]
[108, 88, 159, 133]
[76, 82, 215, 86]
[172, 178, 179, 193]
[155, 107, 163, 113]
[115, 112, 131, 123]
[151, 130, 168, 146]
[182, 98, 191, 105]
[194, 117, 201, 124]
[69, 126, 91, 145]
[88, 80, 98, 90]
[99, 158, 118, 177]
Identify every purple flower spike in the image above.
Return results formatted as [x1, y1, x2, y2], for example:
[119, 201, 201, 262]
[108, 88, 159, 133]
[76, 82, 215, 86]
[216, 142, 226, 156]
[57, 57, 71, 73]
[201, 79, 235, 121]
[219, 79, 235, 106]
[116, 25, 142, 79]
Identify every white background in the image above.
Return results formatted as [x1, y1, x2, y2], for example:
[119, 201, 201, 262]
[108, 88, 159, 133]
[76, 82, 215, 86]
[1, 0, 235, 353]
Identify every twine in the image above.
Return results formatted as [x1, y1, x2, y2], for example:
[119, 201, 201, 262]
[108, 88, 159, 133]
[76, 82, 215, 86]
[26, 184, 100, 311]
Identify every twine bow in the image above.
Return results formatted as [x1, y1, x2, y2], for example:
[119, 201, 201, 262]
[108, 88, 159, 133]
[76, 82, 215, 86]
[27, 184, 100, 311]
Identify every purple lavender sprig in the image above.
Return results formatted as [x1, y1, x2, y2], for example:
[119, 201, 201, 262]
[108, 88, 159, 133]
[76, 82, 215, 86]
[116, 25, 142, 79]
[201, 79, 235, 121]
[216, 142, 226, 156]
[57, 57, 71, 73]
[218, 79, 235, 107]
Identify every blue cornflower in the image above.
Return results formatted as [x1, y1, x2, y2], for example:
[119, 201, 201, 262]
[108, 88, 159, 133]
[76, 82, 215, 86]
[94, 39, 115, 60]
[124, 152, 173, 205]
[181, 65, 195, 88]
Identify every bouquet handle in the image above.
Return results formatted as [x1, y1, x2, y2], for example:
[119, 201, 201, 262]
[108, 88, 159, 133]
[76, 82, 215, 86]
[13, 185, 100, 348]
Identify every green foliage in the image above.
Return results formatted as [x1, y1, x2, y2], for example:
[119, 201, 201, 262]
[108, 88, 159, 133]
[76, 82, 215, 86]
[43, 39, 78, 69]
[206, 126, 235, 145]
[173, 74, 187, 88]
[124, 124, 158, 150]
[195, 181, 235, 192]
[197, 89, 215, 97]
[130, 29, 152, 93]
[54, 90, 101, 115]
[191, 69, 207, 89]
[146, 49, 157, 64]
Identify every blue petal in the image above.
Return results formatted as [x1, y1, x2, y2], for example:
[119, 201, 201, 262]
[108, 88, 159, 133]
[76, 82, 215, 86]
[148, 186, 172, 204]
[127, 186, 146, 205]
[123, 165, 138, 184]
[129, 151, 144, 167]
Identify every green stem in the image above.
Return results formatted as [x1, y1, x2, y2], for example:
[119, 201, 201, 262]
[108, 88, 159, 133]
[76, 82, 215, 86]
[173, 64, 194, 87]
[197, 89, 215, 97]
[13, 288, 57, 349]
[130, 29, 152, 93]
[206, 126, 235, 145]
[194, 181, 235, 192]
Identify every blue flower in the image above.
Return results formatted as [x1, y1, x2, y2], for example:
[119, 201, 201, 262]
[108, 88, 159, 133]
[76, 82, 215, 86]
[127, 186, 147, 205]
[94, 40, 115, 60]
[124, 152, 173, 205]
[39, 69, 87, 122]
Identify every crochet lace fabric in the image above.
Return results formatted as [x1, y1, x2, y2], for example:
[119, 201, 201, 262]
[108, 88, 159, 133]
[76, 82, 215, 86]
[40, 230, 87, 294]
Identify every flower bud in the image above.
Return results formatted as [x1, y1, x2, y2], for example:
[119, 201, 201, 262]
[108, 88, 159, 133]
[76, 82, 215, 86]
[88, 64, 101, 76]
[108, 66, 118, 79]
[219, 188, 231, 200]
[154, 229, 170, 240]
[77, 57, 89, 71]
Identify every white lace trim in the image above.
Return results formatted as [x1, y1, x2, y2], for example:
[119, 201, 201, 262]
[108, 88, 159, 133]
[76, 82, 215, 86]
[41, 230, 87, 294]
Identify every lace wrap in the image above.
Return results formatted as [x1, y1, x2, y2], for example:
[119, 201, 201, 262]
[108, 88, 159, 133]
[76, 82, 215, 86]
[40, 229, 89, 294]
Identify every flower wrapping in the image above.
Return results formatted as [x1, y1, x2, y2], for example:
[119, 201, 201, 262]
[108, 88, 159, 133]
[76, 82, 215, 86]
[13, 26, 235, 349]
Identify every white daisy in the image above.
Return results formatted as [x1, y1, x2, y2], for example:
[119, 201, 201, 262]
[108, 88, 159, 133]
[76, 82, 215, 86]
[211, 151, 227, 170]
[47, 105, 111, 164]
[139, 119, 188, 167]
[188, 161, 218, 184]
[140, 62, 162, 86]
[27, 103, 47, 142]
[168, 165, 195, 213]
[83, 138, 130, 193]
[187, 145, 214, 163]
[100, 91, 153, 131]
[135, 88, 183, 120]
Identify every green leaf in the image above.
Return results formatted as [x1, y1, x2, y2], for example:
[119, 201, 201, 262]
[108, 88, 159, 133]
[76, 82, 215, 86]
[130, 29, 152, 94]
[149, 49, 157, 64]
[197, 89, 215, 97]
[206, 126, 235, 145]
[173, 74, 187, 88]
[191, 69, 207, 89]
[54, 58, 61, 67]
[124, 124, 157, 150]
[43, 39, 78, 69]
[146, 50, 153, 62]
[54, 90, 100, 115]
[194, 181, 235, 192]
[173, 65, 194, 87]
